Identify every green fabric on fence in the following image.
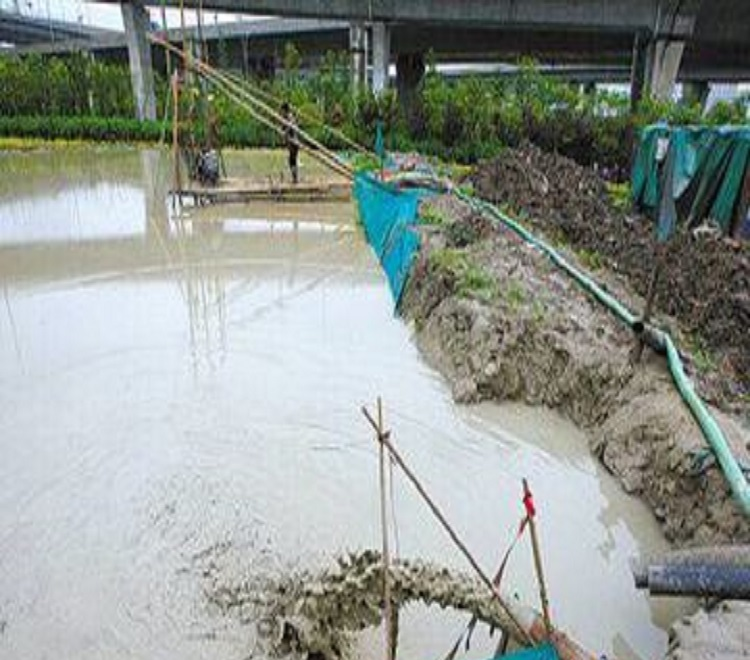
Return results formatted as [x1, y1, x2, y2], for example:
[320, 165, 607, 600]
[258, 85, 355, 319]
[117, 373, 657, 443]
[354, 172, 424, 304]
[632, 125, 750, 236]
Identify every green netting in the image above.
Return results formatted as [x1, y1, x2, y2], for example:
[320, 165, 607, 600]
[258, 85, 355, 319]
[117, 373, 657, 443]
[354, 172, 425, 304]
[632, 125, 750, 237]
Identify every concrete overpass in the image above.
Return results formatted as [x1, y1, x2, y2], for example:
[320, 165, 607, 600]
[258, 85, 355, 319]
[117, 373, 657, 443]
[20, 1, 750, 120]
[0, 8, 116, 46]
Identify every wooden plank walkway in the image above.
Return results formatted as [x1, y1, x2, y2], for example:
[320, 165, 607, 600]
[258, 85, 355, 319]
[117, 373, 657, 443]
[173, 178, 352, 204]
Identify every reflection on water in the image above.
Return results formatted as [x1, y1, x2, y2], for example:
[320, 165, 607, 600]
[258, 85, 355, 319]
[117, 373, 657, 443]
[0, 147, 685, 660]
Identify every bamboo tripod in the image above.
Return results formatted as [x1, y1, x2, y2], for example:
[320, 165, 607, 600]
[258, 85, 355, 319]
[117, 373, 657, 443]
[361, 402, 534, 648]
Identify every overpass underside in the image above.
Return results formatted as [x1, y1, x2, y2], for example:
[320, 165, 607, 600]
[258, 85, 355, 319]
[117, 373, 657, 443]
[16, 0, 750, 120]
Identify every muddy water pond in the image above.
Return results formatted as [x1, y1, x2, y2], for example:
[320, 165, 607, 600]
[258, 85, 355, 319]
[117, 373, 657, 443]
[0, 147, 685, 660]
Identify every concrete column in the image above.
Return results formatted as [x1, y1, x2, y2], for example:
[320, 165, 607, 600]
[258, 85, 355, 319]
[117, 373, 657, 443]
[349, 22, 367, 92]
[396, 52, 425, 108]
[646, 0, 702, 102]
[371, 22, 391, 94]
[629, 31, 650, 111]
[682, 80, 709, 108]
[650, 39, 685, 101]
[121, 0, 157, 121]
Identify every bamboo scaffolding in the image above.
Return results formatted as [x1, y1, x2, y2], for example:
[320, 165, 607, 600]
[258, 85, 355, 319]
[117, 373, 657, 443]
[195, 59, 355, 178]
[361, 405, 533, 647]
[149, 36, 356, 181]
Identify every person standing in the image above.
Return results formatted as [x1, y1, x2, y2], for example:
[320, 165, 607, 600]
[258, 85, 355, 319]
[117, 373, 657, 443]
[282, 102, 299, 184]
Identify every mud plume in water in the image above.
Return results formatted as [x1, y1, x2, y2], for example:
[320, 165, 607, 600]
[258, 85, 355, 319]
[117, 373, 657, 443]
[203, 550, 517, 660]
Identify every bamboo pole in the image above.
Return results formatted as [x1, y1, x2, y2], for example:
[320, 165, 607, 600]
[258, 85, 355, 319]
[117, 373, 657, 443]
[361, 406, 533, 647]
[149, 36, 355, 179]
[171, 70, 182, 204]
[202, 71, 354, 181]
[376, 398, 396, 660]
[222, 69, 371, 156]
[522, 479, 552, 638]
[195, 57, 355, 177]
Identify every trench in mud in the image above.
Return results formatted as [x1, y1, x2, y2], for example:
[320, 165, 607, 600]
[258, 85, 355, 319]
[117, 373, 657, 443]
[0, 146, 691, 660]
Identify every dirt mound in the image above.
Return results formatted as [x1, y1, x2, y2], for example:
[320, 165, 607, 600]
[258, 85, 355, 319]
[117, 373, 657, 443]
[404, 194, 750, 545]
[471, 143, 750, 397]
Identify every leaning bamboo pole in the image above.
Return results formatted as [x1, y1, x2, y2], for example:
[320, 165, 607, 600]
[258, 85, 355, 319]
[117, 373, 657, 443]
[195, 59, 355, 178]
[149, 36, 356, 181]
[522, 479, 552, 638]
[361, 405, 533, 647]
[221, 69, 371, 156]
[362, 404, 600, 660]
[197, 69, 354, 180]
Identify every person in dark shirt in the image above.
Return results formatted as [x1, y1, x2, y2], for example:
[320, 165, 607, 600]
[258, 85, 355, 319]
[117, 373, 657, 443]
[282, 102, 299, 184]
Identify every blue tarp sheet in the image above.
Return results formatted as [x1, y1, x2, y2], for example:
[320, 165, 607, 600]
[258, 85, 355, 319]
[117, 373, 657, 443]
[493, 643, 560, 660]
[354, 172, 424, 304]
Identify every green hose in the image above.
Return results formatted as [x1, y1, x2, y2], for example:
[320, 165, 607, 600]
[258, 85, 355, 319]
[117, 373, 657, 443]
[454, 189, 750, 518]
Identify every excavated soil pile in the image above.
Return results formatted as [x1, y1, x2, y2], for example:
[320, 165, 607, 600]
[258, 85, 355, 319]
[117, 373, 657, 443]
[471, 143, 750, 395]
[403, 194, 750, 546]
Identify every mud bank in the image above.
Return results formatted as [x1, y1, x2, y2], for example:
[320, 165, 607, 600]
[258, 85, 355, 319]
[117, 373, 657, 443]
[403, 194, 750, 546]
[470, 143, 750, 404]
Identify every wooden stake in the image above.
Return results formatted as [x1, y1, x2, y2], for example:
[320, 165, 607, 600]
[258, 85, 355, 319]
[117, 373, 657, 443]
[523, 478, 552, 638]
[361, 405, 533, 647]
[376, 398, 396, 660]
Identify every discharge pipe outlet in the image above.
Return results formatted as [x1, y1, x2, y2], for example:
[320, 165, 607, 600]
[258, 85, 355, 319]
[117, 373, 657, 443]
[453, 189, 750, 519]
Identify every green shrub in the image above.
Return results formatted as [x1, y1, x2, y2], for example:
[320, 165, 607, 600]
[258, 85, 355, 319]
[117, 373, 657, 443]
[2, 52, 747, 176]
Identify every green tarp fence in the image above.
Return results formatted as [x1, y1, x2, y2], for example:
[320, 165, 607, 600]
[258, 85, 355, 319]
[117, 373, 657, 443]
[353, 172, 425, 304]
[632, 124, 750, 239]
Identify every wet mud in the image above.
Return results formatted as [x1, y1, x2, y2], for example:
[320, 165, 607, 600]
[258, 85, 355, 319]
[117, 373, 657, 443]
[203, 550, 518, 660]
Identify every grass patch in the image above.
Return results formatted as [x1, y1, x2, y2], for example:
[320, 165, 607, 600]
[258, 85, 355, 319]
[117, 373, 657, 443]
[429, 248, 497, 302]
[607, 181, 632, 211]
[420, 205, 448, 227]
[687, 335, 718, 374]
[504, 278, 526, 311]
[577, 247, 604, 271]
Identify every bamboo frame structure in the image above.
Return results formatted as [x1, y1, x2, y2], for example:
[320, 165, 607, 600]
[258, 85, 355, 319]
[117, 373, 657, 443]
[361, 404, 533, 646]
[149, 35, 356, 182]
[221, 69, 371, 157]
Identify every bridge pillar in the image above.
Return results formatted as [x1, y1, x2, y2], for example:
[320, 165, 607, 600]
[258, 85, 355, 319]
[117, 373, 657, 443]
[371, 23, 391, 94]
[349, 22, 367, 92]
[629, 31, 650, 110]
[646, 0, 701, 102]
[682, 81, 709, 108]
[121, 0, 157, 121]
[396, 52, 425, 108]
